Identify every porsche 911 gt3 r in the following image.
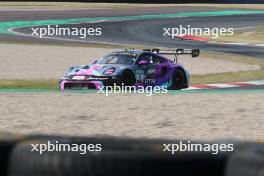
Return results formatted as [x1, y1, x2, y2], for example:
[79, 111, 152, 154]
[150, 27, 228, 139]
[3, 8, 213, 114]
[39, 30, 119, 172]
[59, 48, 199, 90]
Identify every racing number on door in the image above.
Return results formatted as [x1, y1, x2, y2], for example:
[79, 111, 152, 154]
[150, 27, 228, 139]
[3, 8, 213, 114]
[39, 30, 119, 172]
[136, 53, 158, 85]
[135, 70, 145, 83]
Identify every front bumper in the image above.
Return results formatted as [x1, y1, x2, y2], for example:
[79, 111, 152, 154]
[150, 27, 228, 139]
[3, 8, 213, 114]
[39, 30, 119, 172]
[59, 76, 117, 90]
[60, 80, 103, 90]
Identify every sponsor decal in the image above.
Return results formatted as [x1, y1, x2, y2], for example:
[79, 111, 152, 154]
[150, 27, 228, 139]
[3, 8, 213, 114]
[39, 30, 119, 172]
[145, 78, 155, 84]
[72, 76, 85, 80]
[135, 69, 146, 81]
[147, 68, 156, 74]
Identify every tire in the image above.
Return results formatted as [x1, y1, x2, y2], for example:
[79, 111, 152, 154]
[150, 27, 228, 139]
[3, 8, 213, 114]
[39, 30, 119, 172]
[0, 133, 24, 176]
[7, 137, 161, 176]
[225, 146, 264, 176]
[171, 69, 186, 90]
[118, 70, 136, 86]
[8, 136, 224, 176]
[63, 83, 71, 90]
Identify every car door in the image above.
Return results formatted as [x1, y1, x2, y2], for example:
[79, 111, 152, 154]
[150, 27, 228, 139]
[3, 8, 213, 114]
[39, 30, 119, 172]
[154, 55, 169, 78]
[135, 53, 155, 86]
[153, 55, 172, 87]
[144, 54, 157, 86]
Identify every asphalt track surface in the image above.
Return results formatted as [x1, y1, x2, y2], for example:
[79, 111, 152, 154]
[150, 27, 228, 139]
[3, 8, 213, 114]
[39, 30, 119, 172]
[1, 7, 264, 58]
[9, 14, 264, 58]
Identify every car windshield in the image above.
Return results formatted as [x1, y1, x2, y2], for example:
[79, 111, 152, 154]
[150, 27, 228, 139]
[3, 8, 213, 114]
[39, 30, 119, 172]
[82, 65, 90, 69]
[97, 53, 137, 65]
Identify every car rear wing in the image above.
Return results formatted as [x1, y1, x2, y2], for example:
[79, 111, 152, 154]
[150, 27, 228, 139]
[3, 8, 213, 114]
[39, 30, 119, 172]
[145, 48, 200, 58]
[143, 48, 200, 63]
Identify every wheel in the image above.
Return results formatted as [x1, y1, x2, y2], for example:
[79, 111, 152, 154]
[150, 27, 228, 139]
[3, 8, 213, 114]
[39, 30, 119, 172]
[225, 146, 264, 176]
[171, 69, 186, 90]
[0, 133, 24, 176]
[63, 83, 71, 89]
[118, 70, 136, 86]
[7, 136, 222, 176]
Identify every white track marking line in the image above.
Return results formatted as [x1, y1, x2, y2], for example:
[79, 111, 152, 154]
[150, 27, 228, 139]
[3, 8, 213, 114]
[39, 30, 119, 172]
[234, 26, 257, 30]
[183, 87, 204, 90]
[206, 84, 239, 88]
[242, 80, 264, 85]
[183, 80, 264, 91]
[208, 41, 264, 47]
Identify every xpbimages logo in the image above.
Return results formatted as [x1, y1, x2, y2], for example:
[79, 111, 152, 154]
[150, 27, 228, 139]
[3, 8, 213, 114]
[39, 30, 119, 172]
[97, 83, 168, 96]
[163, 141, 234, 155]
[31, 25, 102, 38]
[163, 25, 234, 39]
[31, 141, 102, 155]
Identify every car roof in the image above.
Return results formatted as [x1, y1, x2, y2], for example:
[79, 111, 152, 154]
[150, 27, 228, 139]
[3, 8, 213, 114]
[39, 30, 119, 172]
[111, 50, 145, 55]
[110, 50, 170, 61]
[107, 50, 172, 63]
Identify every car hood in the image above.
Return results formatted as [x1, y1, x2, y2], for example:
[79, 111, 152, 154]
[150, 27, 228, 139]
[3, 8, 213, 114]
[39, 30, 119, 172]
[74, 64, 129, 76]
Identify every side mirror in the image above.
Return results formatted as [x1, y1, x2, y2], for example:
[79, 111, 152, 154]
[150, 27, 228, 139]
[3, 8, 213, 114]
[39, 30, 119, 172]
[138, 60, 149, 66]
[92, 60, 97, 64]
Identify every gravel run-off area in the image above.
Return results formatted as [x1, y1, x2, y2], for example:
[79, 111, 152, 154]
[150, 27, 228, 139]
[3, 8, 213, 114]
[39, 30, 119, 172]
[0, 92, 263, 141]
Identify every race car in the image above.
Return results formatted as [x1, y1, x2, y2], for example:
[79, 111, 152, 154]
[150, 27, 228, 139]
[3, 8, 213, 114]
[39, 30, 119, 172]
[59, 48, 199, 90]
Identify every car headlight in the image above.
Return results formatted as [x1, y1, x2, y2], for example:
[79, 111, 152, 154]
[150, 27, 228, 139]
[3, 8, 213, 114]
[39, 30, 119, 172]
[61, 75, 72, 80]
[104, 68, 115, 75]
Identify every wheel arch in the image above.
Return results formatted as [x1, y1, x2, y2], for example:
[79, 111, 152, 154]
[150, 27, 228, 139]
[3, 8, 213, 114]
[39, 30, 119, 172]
[118, 68, 136, 86]
[171, 66, 189, 89]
